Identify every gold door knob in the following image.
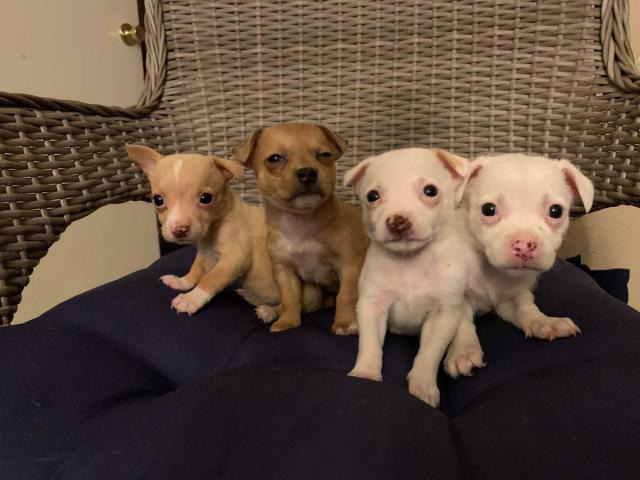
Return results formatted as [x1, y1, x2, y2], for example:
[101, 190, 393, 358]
[119, 23, 145, 46]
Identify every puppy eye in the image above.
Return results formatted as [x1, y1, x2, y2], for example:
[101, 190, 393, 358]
[267, 154, 284, 164]
[199, 193, 214, 205]
[317, 151, 332, 159]
[481, 202, 497, 216]
[423, 184, 438, 197]
[366, 190, 380, 203]
[548, 204, 563, 219]
[152, 194, 164, 207]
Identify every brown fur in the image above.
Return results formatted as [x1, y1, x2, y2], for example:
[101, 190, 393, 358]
[233, 123, 368, 334]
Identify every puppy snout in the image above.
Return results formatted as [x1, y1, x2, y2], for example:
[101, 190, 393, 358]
[296, 167, 318, 186]
[386, 215, 412, 235]
[510, 233, 538, 261]
[171, 224, 191, 239]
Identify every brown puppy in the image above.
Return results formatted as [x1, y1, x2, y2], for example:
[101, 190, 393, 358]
[233, 123, 368, 334]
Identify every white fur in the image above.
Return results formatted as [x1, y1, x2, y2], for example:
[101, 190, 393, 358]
[345, 148, 472, 407]
[444, 154, 593, 378]
[274, 213, 336, 286]
[171, 287, 211, 315]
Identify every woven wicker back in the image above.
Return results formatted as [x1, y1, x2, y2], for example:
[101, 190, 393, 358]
[0, 0, 638, 323]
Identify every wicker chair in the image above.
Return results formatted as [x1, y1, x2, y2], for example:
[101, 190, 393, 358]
[0, 0, 638, 325]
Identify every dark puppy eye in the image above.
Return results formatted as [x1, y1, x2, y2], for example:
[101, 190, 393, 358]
[423, 184, 438, 197]
[549, 204, 563, 219]
[318, 151, 332, 159]
[152, 194, 164, 207]
[481, 202, 497, 216]
[267, 154, 284, 164]
[199, 193, 213, 205]
[366, 190, 380, 203]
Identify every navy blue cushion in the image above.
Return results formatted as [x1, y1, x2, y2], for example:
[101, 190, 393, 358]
[1, 246, 639, 479]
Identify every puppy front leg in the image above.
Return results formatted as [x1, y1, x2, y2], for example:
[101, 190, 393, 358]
[444, 303, 485, 378]
[496, 291, 581, 340]
[160, 253, 205, 291]
[332, 263, 362, 335]
[270, 264, 303, 332]
[171, 254, 247, 315]
[408, 307, 462, 407]
[348, 297, 390, 381]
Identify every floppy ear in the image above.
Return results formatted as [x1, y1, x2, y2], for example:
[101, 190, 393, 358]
[343, 158, 372, 192]
[127, 144, 162, 175]
[318, 125, 348, 158]
[232, 129, 263, 168]
[456, 156, 487, 204]
[433, 149, 470, 204]
[211, 156, 245, 182]
[557, 160, 594, 212]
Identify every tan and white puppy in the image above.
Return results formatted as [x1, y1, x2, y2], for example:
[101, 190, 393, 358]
[233, 123, 368, 334]
[444, 154, 595, 378]
[128, 145, 293, 315]
[345, 148, 473, 407]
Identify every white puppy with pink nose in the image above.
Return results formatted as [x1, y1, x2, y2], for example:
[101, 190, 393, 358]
[444, 153, 595, 378]
[344, 148, 473, 407]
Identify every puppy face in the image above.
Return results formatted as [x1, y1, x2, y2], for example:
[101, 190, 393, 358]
[461, 154, 594, 273]
[127, 145, 244, 244]
[344, 148, 468, 254]
[233, 123, 347, 213]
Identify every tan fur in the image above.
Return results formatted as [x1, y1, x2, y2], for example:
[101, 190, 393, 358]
[233, 123, 368, 334]
[127, 144, 323, 315]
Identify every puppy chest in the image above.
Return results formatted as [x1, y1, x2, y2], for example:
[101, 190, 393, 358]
[388, 296, 436, 335]
[276, 237, 336, 286]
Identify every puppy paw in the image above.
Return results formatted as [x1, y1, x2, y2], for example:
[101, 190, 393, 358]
[269, 315, 301, 332]
[255, 305, 277, 324]
[348, 366, 382, 382]
[523, 315, 581, 341]
[160, 275, 194, 292]
[407, 370, 440, 408]
[444, 344, 486, 379]
[171, 288, 210, 315]
[332, 321, 358, 336]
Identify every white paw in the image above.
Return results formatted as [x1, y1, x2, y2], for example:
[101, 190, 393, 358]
[523, 315, 581, 341]
[348, 365, 382, 382]
[255, 305, 277, 324]
[333, 322, 359, 336]
[444, 343, 486, 379]
[171, 288, 210, 315]
[160, 274, 193, 292]
[407, 370, 440, 408]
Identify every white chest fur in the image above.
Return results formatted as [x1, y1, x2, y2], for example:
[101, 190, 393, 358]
[274, 214, 336, 286]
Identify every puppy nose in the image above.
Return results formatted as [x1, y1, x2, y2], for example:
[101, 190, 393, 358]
[172, 224, 190, 239]
[511, 234, 538, 261]
[296, 167, 318, 186]
[386, 215, 412, 234]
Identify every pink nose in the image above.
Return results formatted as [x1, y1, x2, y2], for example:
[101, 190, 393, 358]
[172, 224, 190, 239]
[386, 215, 412, 235]
[510, 233, 538, 262]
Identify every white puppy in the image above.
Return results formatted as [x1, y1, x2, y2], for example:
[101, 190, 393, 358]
[444, 154, 595, 378]
[344, 148, 473, 407]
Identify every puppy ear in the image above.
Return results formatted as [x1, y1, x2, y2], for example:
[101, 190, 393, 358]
[318, 125, 348, 158]
[232, 129, 263, 168]
[343, 158, 371, 191]
[456, 157, 487, 204]
[211, 156, 245, 182]
[557, 160, 594, 212]
[127, 144, 162, 175]
[434, 149, 470, 204]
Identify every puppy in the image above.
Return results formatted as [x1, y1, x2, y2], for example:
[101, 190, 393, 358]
[444, 154, 595, 378]
[233, 123, 368, 334]
[128, 145, 323, 315]
[345, 148, 472, 407]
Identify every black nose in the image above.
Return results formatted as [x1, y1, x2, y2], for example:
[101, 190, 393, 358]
[296, 167, 318, 186]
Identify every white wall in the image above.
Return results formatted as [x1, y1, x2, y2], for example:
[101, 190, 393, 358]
[1, 0, 160, 323]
